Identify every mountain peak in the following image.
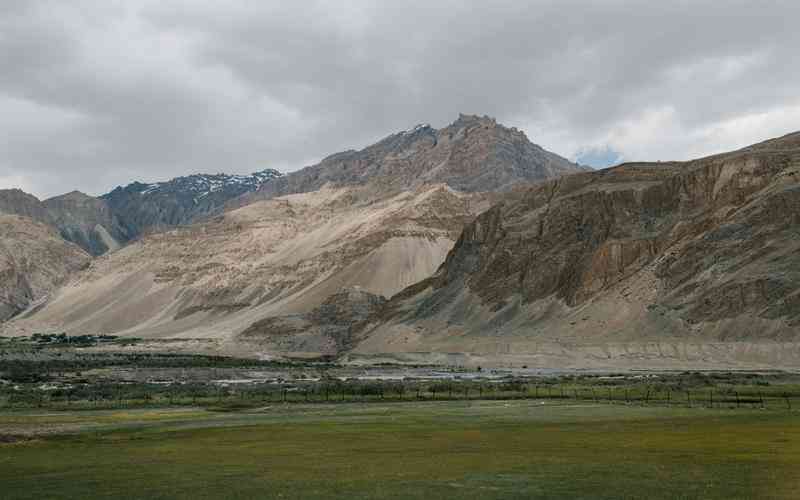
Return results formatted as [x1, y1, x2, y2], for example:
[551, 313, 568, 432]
[245, 115, 583, 205]
[48, 190, 94, 202]
[106, 168, 283, 198]
[101, 168, 283, 241]
[453, 113, 497, 127]
[0, 187, 36, 197]
[0, 188, 52, 225]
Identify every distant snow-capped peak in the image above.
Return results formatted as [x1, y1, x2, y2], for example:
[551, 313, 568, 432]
[136, 169, 282, 198]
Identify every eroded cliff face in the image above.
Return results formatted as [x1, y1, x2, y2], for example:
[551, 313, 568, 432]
[357, 131, 800, 362]
[456, 142, 798, 311]
[0, 215, 91, 321]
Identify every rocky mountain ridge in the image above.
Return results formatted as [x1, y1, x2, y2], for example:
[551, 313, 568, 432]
[0, 169, 283, 255]
[102, 169, 282, 241]
[0, 189, 54, 226]
[352, 131, 800, 368]
[3, 183, 491, 345]
[2, 119, 798, 369]
[234, 114, 585, 208]
[0, 115, 587, 347]
[1, 115, 581, 258]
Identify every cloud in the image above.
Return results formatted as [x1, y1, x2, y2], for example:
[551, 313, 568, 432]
[1, 1, 799, 198]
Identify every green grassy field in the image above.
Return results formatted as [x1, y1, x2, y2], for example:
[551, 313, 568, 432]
[1, 401, 798, 499]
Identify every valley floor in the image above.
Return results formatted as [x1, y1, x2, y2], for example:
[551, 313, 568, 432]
[1, 400, 798, 499]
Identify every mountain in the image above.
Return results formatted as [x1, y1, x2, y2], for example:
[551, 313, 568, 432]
[1, 117, 571, 258]
[0, 189, 54, 225]
[4, 183, 489, 343]
[1, 170, 283, 256]
[0, 189, 122, 257]
[43, 191, 129, 256]
[101, 169, 282, 241]
[234, 114, 584, 208]
[3, 115, 585, 347]
[0, 214, 91, 321]
[353, 132, 800, 369]
[0, 169, 284, 321]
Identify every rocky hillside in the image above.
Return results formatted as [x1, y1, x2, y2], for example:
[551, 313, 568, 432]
[4, 184, 491, 346]
[235, 114, 584, 208]
[1, 116, 578, 259]
[0, 214, 91, 321]
[0, 189, 122, 256]
[3, 115, 583, 347]
[238, 288, 388, 356]
[43, 191, 130, 256]
[353, 131, 800, 368]
[0, 189, 54, 225]
[0, 170, 282, 256]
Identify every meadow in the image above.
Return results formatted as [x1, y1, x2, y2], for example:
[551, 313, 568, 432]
[2, 338, 798, 498]
[1, 400, 798, 499]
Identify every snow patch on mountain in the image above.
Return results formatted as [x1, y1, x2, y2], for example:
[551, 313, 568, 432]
[134, 169, 283, 198]
[401, 123, 432, 135]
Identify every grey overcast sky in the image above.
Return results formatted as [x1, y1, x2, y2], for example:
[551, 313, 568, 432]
[1, 1, 799, 199]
